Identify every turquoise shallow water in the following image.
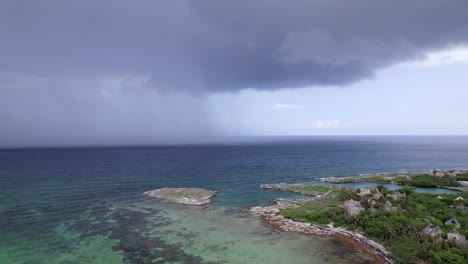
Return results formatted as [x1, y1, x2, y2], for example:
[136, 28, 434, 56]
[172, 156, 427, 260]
[0, 197, 374, 264]
[1, 136, 468, 263]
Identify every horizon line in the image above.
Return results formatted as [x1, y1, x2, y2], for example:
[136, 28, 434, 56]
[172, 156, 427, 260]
[1, 135, 468, 150]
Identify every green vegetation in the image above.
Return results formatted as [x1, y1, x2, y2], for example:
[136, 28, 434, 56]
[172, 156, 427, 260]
[280, 187, 468, 264]
[392, 174, 460, 187]
[337, 176, 390, 183]
[166, 191, 205, 198]
[287, 185, 338, 195]
[335, 173, 461, 188]
[456, 172, 468, 181]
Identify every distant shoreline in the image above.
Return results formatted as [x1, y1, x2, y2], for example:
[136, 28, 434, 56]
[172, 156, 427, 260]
[322, 169, 468, 192]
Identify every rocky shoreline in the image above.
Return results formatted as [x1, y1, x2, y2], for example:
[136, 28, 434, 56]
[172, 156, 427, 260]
[250, 198, 394, 264]
[261, 183, 337, 197]
[143, 187, 217, 205]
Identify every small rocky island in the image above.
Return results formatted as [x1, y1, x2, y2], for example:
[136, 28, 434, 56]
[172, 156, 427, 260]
[143, 187, 217, 205]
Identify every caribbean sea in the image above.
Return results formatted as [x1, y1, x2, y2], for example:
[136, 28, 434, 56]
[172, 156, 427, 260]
[1, 136, 467, 263]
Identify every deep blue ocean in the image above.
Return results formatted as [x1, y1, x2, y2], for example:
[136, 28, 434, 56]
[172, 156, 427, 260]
[1, 136, 468, 264]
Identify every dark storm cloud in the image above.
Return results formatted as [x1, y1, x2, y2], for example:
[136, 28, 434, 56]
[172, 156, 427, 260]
[1, 0, 468, 93]
[1, 0, 468, 147]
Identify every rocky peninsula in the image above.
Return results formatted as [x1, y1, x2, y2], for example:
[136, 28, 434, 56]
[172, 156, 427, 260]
[143, 187, 217, 205]
[255, 179, 468, 264]
[250, 198, 393, 264]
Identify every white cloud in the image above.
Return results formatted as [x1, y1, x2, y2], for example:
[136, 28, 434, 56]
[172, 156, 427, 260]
[272, 103, 304, 110]
[314, 120, 341, 128]
[406, 45, 468, 67]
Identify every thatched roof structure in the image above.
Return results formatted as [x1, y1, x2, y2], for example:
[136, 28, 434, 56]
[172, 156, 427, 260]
[422, 224, 443, 237]
[339, 199, 364, 216]
[445, 217, 461, 228]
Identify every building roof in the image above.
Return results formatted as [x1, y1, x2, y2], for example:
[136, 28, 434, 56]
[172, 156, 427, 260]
[445, 217, 461, 228]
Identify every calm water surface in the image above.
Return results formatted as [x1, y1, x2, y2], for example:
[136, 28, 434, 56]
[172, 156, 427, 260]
[1, 136, 468, 263]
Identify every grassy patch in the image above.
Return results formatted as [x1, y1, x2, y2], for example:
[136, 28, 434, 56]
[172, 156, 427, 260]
[280, 197, 341, 226]
[166, 191, 204, 199]
[456, 172, 468, 181]
[287, 185, 338, 195]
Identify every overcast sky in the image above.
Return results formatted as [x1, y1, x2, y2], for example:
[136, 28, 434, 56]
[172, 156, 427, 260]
[1, 0, 468, 147]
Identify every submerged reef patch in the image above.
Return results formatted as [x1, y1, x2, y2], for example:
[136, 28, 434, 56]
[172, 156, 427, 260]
[66, 202, 221, 264]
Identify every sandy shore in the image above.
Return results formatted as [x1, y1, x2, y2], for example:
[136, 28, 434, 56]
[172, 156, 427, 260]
[250, 199, 394, 264]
